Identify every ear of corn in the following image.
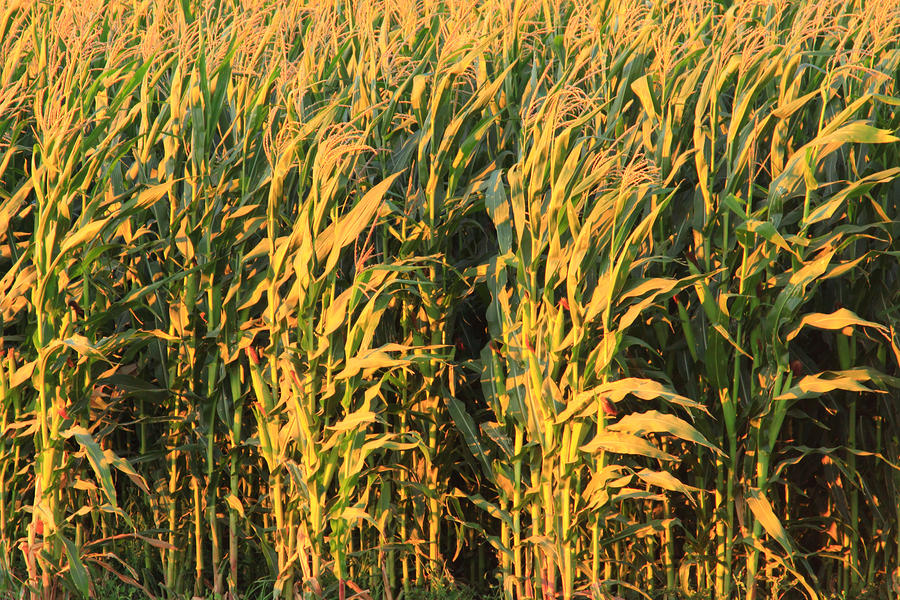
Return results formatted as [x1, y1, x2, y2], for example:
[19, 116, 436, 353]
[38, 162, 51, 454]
[2, 1, 900, 599]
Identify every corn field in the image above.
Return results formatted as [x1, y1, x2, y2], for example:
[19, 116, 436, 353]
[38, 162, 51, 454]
[1, 0, 900, 598]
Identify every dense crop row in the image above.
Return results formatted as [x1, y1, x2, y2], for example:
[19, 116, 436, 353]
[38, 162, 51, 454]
[1, 0, 900, 598]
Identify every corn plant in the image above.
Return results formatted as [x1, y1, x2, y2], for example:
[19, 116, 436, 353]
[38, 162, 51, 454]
[1, 1, 899, 599]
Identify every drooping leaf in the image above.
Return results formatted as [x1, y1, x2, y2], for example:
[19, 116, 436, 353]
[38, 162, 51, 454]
[745, 487, 794, 555]
[775, 369, 883, 400]
[580, 432, 677, 461]
[447, 396, 492, 477]
[787, 308, 886, 341]
[609, 410, 722, 454]
[60, 534, 92, 599]
[636, 468, 700, 498]
[595, 378, 707, 413]
[467, 493, 513, 528]
[65, 426, 119, 509]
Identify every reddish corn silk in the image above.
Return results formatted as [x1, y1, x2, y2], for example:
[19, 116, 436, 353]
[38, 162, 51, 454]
[600, 396, 617, 417]
[68, 300, 84, 318]
[246, 346, 260, 365]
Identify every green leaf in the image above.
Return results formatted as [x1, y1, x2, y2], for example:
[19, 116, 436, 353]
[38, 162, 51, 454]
[804, 167, 900, 226]
[485, 170, 512, 255]
[54, 335, 106, 362]
[738, 219, 797, 258]
[480, 421, 513, 459]
[60, 534, 91, 599]
[65, 426, 118, 510]
[62, 426, 148, 515]
[467, 493, 513, 528]
[447, 396, 493, 477]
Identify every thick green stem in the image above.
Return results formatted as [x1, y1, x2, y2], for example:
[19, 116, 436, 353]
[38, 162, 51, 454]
[513, 428, 524, 600]
[193, 475, 204, 596]
[228, 369, 243, 595]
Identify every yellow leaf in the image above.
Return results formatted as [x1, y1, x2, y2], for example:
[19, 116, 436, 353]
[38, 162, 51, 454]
[134, 181, 173, 209]
[59, 218, 110, 255]
[787, 308, 886, 341]
[225, 493, 245, 518]
[745, 487, 794, 555]
[580, 432, 677, 461]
